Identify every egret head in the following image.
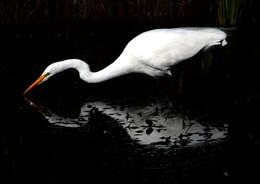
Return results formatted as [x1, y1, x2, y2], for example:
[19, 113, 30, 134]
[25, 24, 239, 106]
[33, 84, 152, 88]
[23, 62, 64, 95]
[23, 59, 90, 95]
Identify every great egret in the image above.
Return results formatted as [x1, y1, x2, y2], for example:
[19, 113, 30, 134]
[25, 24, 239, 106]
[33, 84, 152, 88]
[24, 27, 227, 95]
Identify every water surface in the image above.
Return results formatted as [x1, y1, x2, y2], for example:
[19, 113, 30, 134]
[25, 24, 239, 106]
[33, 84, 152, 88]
[2, 27, 259, 184]
[25, 95, 229, 148]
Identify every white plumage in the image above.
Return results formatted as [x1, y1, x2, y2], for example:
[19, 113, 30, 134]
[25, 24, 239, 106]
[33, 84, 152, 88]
[24, 27, 227, 95]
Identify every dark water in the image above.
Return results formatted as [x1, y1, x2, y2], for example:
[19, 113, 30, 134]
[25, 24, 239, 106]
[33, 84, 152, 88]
[1, 26, 260, 184]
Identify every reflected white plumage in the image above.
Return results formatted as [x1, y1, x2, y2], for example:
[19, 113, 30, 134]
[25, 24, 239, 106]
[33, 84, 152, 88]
[24, 27, 227, 95]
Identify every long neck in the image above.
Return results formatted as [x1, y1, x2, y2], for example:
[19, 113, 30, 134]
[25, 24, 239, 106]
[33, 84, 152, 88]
[73, 57, 132, 83]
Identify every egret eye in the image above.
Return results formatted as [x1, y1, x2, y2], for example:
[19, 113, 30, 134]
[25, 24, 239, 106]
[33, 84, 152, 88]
[45, 72, 51, 77]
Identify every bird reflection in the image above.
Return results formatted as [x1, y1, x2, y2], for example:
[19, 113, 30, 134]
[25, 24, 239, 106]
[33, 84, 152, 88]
[24, 97, 228, 147]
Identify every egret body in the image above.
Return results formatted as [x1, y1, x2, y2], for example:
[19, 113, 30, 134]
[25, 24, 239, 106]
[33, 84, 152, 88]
[24, 27, 227, 95]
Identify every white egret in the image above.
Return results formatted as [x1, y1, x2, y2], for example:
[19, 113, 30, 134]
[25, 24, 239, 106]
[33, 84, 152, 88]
[24, 27, 227, 95]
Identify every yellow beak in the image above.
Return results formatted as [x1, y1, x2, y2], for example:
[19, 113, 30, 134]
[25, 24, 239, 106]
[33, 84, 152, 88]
[23, 74, 47, 95]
